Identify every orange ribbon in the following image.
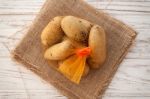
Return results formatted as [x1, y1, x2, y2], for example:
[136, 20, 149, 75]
[58, 47, 91, 84]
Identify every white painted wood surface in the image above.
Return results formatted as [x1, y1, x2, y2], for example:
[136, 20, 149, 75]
[0, 0, 150, 99]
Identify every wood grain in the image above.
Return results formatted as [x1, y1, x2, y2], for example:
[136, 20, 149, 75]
[0, 0, 150, 99]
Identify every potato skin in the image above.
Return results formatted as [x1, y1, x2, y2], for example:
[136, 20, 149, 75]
[41, 16, 64, 46]
[44, 39, 75, 60]
[88, 25, 106, 69]
[61, 16, 92, 43]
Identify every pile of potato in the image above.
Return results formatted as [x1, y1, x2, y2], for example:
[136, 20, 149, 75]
[41, 16, 106, 76]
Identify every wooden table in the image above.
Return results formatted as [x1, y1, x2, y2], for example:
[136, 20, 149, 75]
[0, 0, 150, 99]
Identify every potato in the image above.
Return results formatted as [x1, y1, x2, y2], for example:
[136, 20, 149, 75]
[44, 39, 75, 60]
[62, 36, 68, 41]
[88, 25, 106, 69]
[61, 16, 92, 43]
[82, 64, 89, 77]
[63, 36, 87, 49]
[41, 16, 64, 46]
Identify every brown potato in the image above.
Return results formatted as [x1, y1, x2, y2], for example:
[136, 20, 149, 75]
[44, 39, 75, 60]
[61, 16, 92, 43]
[82, 64, 89, 77]
[62, 36, 68, 41]
[88, 25, 106, 69]
[62, 36, 87, 49]
[41, 16, 64, 46]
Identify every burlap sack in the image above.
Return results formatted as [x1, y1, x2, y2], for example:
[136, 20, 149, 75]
[12, 0, 137, 99]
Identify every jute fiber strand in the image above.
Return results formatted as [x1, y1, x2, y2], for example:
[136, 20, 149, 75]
[11, 0, 137, 99]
